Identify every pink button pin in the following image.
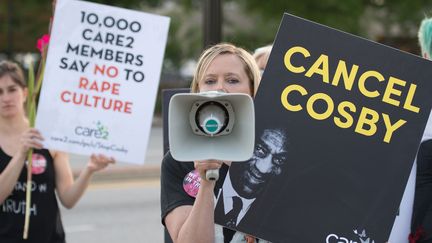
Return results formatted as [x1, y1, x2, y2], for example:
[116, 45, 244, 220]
[29, 153, 47, 175]
[183, 169, 201, 198]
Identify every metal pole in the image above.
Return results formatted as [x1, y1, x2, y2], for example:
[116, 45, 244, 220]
[6, 0, 13, 59]
[203, 0, 222, 49]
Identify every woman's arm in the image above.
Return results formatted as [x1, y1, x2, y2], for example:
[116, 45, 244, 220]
[0, 152, 28, 203]
[54, 152, 115, 209]
[165, 160, 222, 243]
[0, 128, 43, 203]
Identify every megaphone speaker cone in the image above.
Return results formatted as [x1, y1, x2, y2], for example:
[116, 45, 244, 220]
[202, 117, 222, 135]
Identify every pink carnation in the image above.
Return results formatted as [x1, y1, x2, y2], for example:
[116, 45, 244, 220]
[36, 34, 50, 53]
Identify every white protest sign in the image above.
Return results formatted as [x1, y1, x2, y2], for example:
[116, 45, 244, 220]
[36, 0, 170, 164]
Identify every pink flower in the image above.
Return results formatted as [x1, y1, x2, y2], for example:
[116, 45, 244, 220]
[36, 34, 50, 53]
[409, 226, 425, 243]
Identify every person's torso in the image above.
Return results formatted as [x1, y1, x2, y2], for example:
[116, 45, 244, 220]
[0, 147, 65, 243]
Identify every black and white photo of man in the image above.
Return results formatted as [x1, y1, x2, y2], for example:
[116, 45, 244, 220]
[215, 128, 290, 230]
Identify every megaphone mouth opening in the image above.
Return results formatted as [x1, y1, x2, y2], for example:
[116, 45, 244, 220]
[169, 92, 255, 161]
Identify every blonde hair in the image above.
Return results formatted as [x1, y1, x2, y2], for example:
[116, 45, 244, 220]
[253, 45, 272, 70]
[190, 43, 261, 96]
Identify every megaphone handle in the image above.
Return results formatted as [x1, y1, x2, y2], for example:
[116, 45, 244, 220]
[205, 169, 219, 181]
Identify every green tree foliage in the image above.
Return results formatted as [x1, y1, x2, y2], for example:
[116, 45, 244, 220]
[0, 0, 146, 54]
[2, 0, 432, 66]
[90, 0, 158, 8]
[235, 0, 432, 45]
[0, 0, 52, 54]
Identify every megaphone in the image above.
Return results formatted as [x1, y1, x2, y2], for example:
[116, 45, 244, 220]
[169, 91, 255, 180]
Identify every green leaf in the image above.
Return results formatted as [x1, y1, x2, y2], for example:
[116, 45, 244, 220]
[35, 60, 45, 97]
[29, 102, 36, 127]
[26, 63, 35, 119]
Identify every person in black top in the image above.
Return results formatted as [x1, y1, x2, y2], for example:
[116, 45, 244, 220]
[410, 17, 432, 243]
[0, 60, 115, 243]
[160, 43, 261, 243]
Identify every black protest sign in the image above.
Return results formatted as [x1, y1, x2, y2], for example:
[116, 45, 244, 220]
[215, 14, 432, 243]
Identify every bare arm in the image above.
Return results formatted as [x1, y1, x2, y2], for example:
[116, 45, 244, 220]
[0, 152, 27, 203]
[165, 160, 222, 243]
[0, 128, 43, 203]
[54, 153, 115, 209]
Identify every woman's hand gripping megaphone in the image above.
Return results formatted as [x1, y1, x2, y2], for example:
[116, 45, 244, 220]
[194, 160, 224, 181]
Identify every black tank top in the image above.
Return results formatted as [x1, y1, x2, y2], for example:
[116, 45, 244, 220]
[0, 148, 65, 243]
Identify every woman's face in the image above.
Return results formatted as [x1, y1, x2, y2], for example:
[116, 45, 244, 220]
[0, 75, 27, 118]
[198, 54, 252, 96]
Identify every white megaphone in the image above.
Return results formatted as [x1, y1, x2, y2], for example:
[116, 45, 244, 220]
[169, 91, 255, 180]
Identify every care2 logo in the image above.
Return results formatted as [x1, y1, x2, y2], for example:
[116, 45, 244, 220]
[75, 121, 109, 139]
[326, 234, 358, 243]
[326, 229, 375, 243]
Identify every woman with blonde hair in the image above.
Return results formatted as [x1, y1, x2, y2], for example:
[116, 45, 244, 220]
[161, 43, 262, 243]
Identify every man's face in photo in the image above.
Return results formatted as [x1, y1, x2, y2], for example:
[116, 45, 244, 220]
[230, 128, 289, 199]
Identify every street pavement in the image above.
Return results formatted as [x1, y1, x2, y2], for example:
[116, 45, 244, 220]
[61, 179, 163, 243]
